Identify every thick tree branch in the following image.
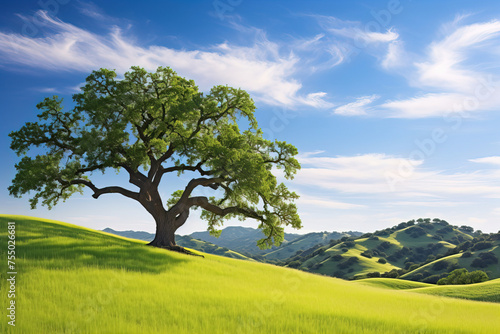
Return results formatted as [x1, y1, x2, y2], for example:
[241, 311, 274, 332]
[75, 163, 106, 174]
[174, 209, 190, 229]
[158, 145, 175, 164]
[161, 161, 215, 177]
[56, 177, 140, 201]
[118, 163, 148, 188]
[181, 177, 225, 202]
[186, 196, 265, 221]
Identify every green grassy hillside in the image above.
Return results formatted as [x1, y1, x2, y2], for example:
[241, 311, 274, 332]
[263, 231, 353, 261]
[1, 215, 499, 333]
[412, 278, 500, 303]
[354, 278, 433, 290]
[285, 219, 488, 281]
[402, 243, 500, 282]
[189, 226, 302, 256]
[355, 277, 500, 303]
[102, 227, 251, 260]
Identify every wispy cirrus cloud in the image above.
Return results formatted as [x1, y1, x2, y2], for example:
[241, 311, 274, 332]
[378, 17, 500, 118]
[416, 20, 500, 92]
[295, 151, 500, 199]
[297, 194, 366, 210]
[315, 15, 399, 45]
[334, 94, 379, 116]
[469, 156, 500, 165]
[0, 10, 331, 109]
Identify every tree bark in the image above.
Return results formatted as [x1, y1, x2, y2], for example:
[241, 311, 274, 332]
[148, 213, 177, 247]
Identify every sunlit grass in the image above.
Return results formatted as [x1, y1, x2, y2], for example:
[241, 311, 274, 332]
[354, 278, 432, 290]
[356, 277, 500, 303]
[412, 278, 500, 303]
[1, 215, 499, 333]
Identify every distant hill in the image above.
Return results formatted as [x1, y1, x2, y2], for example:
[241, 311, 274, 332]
[190, 226, 362, 258]
[263, 231, 361, 260]
[102, 228, 155, 241]
[283, 218, 499, 282]
[401, 230, 500, 283]
[102, 226, 362, 260]
[189, 226, 302, 256]
[102, 228, 250, 260]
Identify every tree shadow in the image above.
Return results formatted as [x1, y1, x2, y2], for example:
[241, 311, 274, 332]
[1, 216, 188, 274]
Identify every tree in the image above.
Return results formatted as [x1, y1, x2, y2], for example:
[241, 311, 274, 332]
[437, 268, 488, 285]
[9, 67, 301, 249]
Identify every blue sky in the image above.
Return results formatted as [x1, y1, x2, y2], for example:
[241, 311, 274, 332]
[2, 0, 500, 235]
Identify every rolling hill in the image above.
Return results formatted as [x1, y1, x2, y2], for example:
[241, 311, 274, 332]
[102, 228, 250, 260]
[190, 226, 362, 259]
[1, 214, 499, 333]
[189, 225, 302, 256]
[283, 218, 497, 281]
[401, 232, 500, 283]
[355, 277, 500, 303]
[104, 226, 362, 261]
[262, 231, 360, 261]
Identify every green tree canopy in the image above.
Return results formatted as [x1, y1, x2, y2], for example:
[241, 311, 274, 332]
[9, 66, 301, 249]
[437, 268, 489, 285]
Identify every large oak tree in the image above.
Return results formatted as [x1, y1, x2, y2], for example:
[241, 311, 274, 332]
[9, 67, 301, 249]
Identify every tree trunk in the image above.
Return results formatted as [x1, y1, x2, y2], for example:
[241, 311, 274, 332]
[148, 213, 177, 248]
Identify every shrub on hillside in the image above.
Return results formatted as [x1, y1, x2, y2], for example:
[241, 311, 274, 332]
[378, 241, 391, 250]
[367, 272, 381, 278]
[342, 241, 355, 248]
[382, 269, 399, 278]
[333, 270, 346, 278]
[408, 263, 420, 271]
[472, 242, 493, 251]
[387, 255, 398, 262]
[461, 251, 472, 258]
[288, 260, 301, 269]
[312, 248, 325, 256]
[437, 226, 453, 234]
[411, 273, 424, 281]
[331, 254, 343, 261]
[361, 250, 373, 258]
[437, 268, 489, 285]
[405, 226, 426, 237]
[471, 252, 498, 268]
[377, 258, 387, 264]
[432, 261, 448, 271]
[459, 225, 474, 233]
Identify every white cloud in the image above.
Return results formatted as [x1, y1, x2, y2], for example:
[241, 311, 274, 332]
[381, 40, 406, 69]
[295, 152, 500, 199]
[334, 94, 379, 116]
[35, 87, 59, 93]
[380, 93, 464, 118]
[317, 16, 398, 45]
[328, 27, 398, 44]
[310, 15, 400, 71]
[416, 20, 500, 92]
[469, 156, 500, 165]
[377, 19, 500, 118]
[297, 194, 366, 210]
[0, 11, 330, 109]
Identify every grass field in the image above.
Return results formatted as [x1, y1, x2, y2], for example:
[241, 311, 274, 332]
[354, 278, 433, 290]
[354, 277, 500, 303]
[1, 215, 499, 333]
